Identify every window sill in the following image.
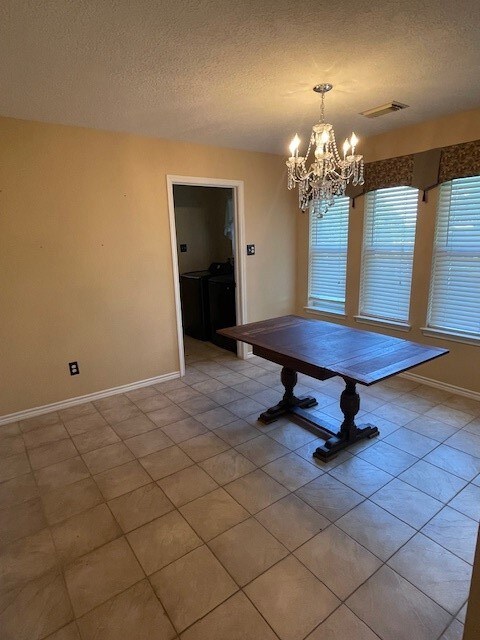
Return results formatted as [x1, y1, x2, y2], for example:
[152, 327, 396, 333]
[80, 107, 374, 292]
[304, 307, 346, 320]
[421, 327, 480, 347]
[354, 315, 411, 332]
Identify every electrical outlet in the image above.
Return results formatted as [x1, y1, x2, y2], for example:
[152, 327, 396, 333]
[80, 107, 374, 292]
[247, 244, 255, 255]
[180, 244, 187, 253]
[69, 361, 79, 376]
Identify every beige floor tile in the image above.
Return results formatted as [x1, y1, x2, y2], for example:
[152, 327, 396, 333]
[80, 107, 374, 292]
[28, 439, 78, 471]
[391, 393, 436, 413]
[94, 460, 151, 500]
[445, 429, 480, 458]
[41, 477, 103, 525]
[236, 434, 290, 466]
[449, 483, 480, 521]
[64, 537, 144, 617]
[209, 518, 288, 586]
[296, 474, 364, 522]
[72, 426, 120, 454]
[196, 407, 237, 429]
[356, 440, 418, 475]
[111, 414, 158, 439]
[399, 459, 467, 502]
[179, 395, 220, 417]
[268, 422, 319, 450]
[154, 378, 187, 393]
[125, 427, 174, 457]
[0, 498, 47, 545]
[245, 555, 339, 640]
[64, 413, 107, 437]
[94, 394, 132, 411]
[161, 417, 208, 443]
[337, 500, 415, 561]
[0, 473, 39, 509]
[58, 402, 97, 422]
[295, 525, 382, 600]
[262, 452, 323, 491]
[388, 533, 472, 614]
[208, 387, 246, 405]
[306, 604, 380, 640]
[23, 423, 69, 449]
[35, 457, 90, 492]
[77, 579, 176, 640]
[425, 404, 474, 428]
[158, 465, 218, 506]
[0, 452, 31, 482]
[0, 431, 25, 460]
[180, 591, 278, 640]
[99, 403, 143, 425]
[225, 469, 289, 514]
[404, 416, 458, 442]
[51, 503, 121, 564]
[214, 419, 260, 446]
[347, 565, 451, 640]
[440, 619, 465, 640]
[127, 510, 201, 574]
[147, 404, 191, 428]
[134, 393, 173, 413]
[20, 412, 60, 432]
[139, 445, 193, 480]
[178, 432, 230, 462]
[125, 385, 159, 401]
[371, 478, 443, 528]
[0, 570, 73, 640]
[165, 386, 203, 403]
[225, 397, 266, 418]
[199, 449, 255, 484]
[371, 403, 419, 426]
[256, 494, 329, 551]
[82, 441, 134, 474]
[424, 444, 480, 481]
[151, 545, 237, 632]
[108, 483, 173, 532]
[421, 506, 478, 563]
[179, 487, 249, 540]
[0, 528, 58, 596]
[383, 427, 438, 456]
[330, 457, 395, 497]
[44, 621, 81, 639]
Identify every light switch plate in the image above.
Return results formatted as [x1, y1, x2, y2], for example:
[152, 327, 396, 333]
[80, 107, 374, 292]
[247, 244, 255, 255]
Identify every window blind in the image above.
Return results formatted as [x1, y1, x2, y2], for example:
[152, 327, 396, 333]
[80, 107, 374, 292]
[308, 197, 349, 313]
[427, 176, 480, 337]
[359, 186, 419, 322]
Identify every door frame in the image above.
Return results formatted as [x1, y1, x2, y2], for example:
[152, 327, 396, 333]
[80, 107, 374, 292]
[166, 175, 248, 376]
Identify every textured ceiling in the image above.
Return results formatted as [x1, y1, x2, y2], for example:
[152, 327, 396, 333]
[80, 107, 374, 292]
[1, 0, 479, 154]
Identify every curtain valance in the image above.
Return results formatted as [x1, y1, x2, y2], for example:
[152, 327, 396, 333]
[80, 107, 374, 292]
[346, 138, 480, 199]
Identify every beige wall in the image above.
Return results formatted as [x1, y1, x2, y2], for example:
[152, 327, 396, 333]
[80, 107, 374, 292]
[296, 107, 480, 394]
[0, 116, 296, 417]
[174, 185, 233, 274]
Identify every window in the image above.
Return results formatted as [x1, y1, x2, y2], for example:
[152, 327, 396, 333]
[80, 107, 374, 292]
[308, 196, 349, 314]
[427, 176, 480, 338]
[359, 186, 419, 323]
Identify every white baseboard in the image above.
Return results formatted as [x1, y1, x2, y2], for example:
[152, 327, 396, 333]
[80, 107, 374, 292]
[0, 371, 181, 427]
[400, 372, 480, 401]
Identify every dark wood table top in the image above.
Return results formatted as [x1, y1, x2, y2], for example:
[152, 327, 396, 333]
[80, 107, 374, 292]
[218, 315, 448, 385]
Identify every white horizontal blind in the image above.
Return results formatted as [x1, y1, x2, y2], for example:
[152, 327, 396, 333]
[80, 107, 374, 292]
[360, 186, 419, 322]
[308, 197, 349, 313]
[427, 176, 480, 337]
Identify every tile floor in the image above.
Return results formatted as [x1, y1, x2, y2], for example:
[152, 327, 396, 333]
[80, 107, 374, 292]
[1, 335, 479, 639]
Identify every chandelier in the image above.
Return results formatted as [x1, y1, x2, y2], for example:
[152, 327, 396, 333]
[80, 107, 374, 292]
[286, 83, 364, 217]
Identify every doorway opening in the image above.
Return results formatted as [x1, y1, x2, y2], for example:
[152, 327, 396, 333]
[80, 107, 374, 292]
[167, 176, 247, 376]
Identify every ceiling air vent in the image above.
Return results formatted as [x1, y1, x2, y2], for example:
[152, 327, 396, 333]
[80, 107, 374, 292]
[361, 101, 409, 118]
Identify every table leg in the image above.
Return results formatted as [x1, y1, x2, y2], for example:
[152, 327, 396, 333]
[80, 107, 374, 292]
[259, 367, 318, 424]
[313, 378, 379, 461]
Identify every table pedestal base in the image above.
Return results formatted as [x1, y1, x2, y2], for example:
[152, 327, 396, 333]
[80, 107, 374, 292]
[259, 368, 379, 461]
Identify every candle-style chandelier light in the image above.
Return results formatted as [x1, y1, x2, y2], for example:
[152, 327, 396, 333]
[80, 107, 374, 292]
[286, 83, 364, 217]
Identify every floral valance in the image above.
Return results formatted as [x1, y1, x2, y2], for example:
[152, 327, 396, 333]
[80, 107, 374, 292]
[346, 138, 480, 199]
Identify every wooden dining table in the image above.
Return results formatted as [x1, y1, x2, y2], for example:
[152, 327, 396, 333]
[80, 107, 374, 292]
[218, 315, 448, 461]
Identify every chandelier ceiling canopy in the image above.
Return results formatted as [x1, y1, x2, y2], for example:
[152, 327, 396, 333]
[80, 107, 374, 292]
[286, 84, 364, 217]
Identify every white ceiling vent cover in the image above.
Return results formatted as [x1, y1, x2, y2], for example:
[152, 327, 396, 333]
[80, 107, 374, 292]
[361, 102, 409, 118]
